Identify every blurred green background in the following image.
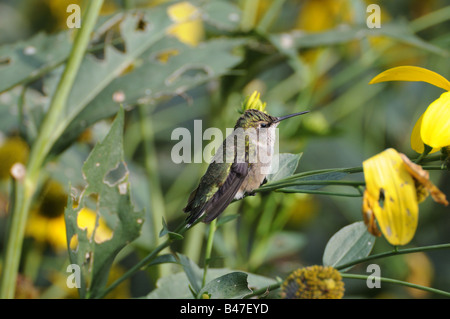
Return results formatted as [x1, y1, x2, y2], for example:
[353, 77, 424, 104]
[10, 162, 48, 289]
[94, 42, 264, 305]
[0, 0, 449, 298]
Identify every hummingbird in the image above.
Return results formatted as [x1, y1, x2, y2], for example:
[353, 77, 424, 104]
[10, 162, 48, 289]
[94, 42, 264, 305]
[183, 108, 308, 227]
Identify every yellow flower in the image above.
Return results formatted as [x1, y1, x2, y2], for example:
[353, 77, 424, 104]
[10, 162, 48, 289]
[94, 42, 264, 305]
[295, 0, 350, 32]
[281, 265, 344, 299]
[241, 91, 267, 113]
[370, 66, 450, 154]
[26, 181, 113, 251]
[0, 136, 29, 180]
[404, 252, 434, 299]
[362, 148, 448, 246]
[167, 2, 204, 46]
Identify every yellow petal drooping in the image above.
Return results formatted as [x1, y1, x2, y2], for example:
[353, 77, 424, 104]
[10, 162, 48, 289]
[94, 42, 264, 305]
[362, 148, 419, 246]
[369, 66, 450, 91]
[399, 153, 448, 206]
[420, 91, 450, 150]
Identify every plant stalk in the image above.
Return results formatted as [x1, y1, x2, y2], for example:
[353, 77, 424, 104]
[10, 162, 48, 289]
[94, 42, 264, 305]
[0, 0, 104, 299]
[202, 219, 217, 288]
[341, 273, 450, 298]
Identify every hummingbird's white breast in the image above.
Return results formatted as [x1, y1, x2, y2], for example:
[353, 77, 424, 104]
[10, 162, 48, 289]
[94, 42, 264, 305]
[235, 124, 278, 199]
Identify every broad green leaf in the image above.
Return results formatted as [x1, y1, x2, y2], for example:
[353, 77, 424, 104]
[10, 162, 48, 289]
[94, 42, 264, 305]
[266, 153, 302, 183]
[49, 7, 174, 154]
[199, 272, 251, 299]
[64, 108, 144, 298]
[50, 35, 246, 155]
[201, 0, 241, 31]
[0, 32, 71, 93]
[322, 221, 376, 271]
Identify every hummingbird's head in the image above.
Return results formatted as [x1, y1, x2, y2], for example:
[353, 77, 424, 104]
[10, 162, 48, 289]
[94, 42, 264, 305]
[236, 109, 309, 129]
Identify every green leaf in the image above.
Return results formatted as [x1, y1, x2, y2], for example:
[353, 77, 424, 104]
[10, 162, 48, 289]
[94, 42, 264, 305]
[0, 32, 71, 93]
[177, 253, 203, 294]
[266, 153, 302, 183]
[64, 108, 144, 298]
[49, 7, 175, 155]
[51, 35, 246, 155]
[199, 272, 252, 299]
[201, 0, 242, 31]
[322, 221, 376, 272]
[159, 218, 184, 240]
[146, 254, 178, 268]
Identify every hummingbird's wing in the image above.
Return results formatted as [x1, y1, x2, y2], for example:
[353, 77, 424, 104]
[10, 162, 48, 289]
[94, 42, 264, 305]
[202, 161, 248, 223]
[184, 161, 248, 226]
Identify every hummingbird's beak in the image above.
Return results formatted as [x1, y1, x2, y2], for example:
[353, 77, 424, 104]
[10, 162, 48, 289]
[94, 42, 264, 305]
[274, 111, 309, 123]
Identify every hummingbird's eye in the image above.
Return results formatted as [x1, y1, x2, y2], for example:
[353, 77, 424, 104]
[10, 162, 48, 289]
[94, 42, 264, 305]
[260, 123, 267, 128]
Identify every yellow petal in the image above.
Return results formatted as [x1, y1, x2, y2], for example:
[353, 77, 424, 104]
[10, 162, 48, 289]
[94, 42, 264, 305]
[410, 114, 440, 154]
[77, 208, 113, 244]
[362, 190, 382, 237]
[421, 91, 450, 149]
[369, 66, 450, 91]
[363, 148, 418, 246]
[242, 91, 267, 112]
[167, 2, 204, 46]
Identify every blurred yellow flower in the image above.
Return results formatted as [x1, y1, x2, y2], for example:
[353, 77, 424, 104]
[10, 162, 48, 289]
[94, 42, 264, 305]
[0, 136, 29, 180]
[296, 0, 350, 32]
[362, 148, 448, 246]
[370, 66, 450, 154]
[167, 2, 204, 46]
[404, 252, 434, 299]
[26, 181, 113, 251]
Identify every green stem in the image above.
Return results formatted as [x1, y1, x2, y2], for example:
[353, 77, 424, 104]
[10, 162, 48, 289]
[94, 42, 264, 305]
[341, 273, 450, 298]
[138, 104, 170, 278]
[240, 0, 260, 31]
[335, 243, 450, 271]
[243, 281, 283, 299]
[202, 220, 217, 288]
[410, 5, 450, 32]
[257, 180, 365, 192]
[0, 0, 104, 299]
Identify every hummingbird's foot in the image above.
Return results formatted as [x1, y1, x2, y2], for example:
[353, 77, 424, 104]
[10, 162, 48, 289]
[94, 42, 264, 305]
[247, 191, 256, 197]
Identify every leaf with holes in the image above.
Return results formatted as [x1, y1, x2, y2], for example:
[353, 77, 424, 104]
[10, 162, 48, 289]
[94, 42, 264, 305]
[64, 108, 144, 299]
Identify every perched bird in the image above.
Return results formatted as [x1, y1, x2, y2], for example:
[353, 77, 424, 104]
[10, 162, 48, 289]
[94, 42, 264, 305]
[183, 104, 308, 227]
